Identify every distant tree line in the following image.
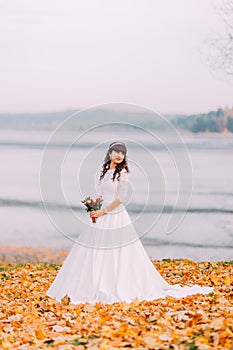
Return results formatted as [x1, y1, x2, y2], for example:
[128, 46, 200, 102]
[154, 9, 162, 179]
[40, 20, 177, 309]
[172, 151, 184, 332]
[1, 108, 233, 133]
[172, 107, 233, 133]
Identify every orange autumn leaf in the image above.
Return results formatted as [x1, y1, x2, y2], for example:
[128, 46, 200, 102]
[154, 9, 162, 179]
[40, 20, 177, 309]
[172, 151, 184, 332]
[35, 329, 46, 340]
[0, 250, 232, 350]
[209, 273, 221, 286]
[61, 294, 71, 306]
[223, 275, 231, 285]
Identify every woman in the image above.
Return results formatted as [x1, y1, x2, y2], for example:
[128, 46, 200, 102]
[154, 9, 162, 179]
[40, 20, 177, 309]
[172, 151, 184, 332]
[46, 141, 214, 304]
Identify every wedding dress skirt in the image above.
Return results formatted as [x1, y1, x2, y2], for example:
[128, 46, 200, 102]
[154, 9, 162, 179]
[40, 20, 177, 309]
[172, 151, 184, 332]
[46, 168, 214, 304]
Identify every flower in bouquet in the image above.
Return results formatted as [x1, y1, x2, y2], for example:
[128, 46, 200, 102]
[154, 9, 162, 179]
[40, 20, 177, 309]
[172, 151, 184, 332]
[81, 196, 103, 223]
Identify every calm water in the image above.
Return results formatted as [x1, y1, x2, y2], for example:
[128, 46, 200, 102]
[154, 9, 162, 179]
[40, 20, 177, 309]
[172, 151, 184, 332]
[0, 129, 233, 261]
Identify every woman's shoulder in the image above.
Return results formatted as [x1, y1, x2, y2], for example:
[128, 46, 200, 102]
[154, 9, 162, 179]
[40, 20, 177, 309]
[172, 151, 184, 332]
[120, 168, 128, 174]
[119, 168, 129, 181]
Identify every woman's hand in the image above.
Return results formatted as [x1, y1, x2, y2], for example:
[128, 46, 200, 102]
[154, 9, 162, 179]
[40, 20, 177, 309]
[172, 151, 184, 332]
[90, 210, 106, 219]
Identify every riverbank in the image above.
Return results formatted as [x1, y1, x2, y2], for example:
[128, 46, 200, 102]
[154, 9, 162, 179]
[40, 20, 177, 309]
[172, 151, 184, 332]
[178, 129, 233, 136]
[0, 245, 68, 264]
[1, 244, 233, 264]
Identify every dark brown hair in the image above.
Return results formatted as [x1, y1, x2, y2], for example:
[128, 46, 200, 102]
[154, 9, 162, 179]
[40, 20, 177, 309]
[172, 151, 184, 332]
[99, 142, 129, 181]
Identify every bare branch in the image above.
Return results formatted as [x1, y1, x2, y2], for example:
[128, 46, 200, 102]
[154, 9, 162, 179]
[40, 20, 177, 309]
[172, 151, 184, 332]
[205, 0, 233, 77]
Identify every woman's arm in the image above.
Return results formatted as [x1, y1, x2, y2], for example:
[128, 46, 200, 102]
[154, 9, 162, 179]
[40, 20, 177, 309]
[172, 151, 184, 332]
[90, 198, 121, 218]
[105, 198, 121, 212]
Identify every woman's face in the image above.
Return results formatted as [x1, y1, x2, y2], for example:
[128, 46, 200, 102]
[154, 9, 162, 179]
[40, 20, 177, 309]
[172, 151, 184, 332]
[109, 149, 125, 164]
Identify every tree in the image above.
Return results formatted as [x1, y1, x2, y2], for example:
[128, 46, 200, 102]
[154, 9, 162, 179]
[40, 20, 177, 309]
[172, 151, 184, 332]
[206, 0, 233, 77]
[216, 108, 224, 117]
[215, 117, 225, 132]
[191, 117, 207, 132]
[227, 115, 233, 132]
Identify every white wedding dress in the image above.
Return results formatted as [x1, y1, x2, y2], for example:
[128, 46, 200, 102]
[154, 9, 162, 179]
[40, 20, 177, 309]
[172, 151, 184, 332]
[46, 168, 214, 305]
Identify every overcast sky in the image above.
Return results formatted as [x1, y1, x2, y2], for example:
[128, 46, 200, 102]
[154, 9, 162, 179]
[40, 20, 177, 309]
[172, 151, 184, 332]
[0, 0, 232, 114]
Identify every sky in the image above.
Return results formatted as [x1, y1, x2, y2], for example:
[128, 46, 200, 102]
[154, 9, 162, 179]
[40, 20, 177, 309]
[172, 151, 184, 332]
[0, 0, 232, 115]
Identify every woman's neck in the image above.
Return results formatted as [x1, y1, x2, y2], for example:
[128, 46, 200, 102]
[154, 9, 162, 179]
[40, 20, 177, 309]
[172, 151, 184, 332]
[109, 161, 116, 170]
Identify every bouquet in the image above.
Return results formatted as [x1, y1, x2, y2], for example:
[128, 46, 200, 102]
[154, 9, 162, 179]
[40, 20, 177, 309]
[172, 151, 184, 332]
[81, 196, 103, 223]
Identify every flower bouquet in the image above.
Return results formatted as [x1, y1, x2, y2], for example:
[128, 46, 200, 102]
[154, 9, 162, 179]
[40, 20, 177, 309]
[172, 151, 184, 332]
[81, 196, 103, 223]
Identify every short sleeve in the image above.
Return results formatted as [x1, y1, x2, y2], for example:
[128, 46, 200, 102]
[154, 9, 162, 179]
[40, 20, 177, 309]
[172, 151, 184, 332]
[116, 169, 131, 206]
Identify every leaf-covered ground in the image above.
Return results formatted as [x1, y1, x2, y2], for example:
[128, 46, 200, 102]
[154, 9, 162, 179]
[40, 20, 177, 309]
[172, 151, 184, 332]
[0, 247, 233, 349]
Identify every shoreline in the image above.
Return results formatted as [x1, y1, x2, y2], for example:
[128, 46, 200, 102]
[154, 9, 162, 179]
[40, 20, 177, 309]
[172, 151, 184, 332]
[0, 244, 232, 264]
[178, 129, 233, 137]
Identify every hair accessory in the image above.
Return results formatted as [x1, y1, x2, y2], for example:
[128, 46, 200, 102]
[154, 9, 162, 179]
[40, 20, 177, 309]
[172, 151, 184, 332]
[109, 142, 127, 154]
[109, 142, 125, 149]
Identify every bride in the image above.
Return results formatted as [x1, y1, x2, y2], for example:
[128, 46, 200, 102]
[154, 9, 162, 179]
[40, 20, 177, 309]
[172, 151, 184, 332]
[46, 141, 214, 304]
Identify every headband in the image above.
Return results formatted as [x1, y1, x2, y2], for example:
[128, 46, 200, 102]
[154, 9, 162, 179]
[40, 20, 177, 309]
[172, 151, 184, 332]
[108, 142, 127, 154]
[109, 142, 125, 149]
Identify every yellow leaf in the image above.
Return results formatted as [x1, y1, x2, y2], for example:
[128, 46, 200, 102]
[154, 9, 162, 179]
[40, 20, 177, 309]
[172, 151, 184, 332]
[35, 329, 45, 340]
[61, 294, 71, 306]
[209, 273, 220, 286]
[83, 303, 95, 313]
[223, 275, 231, 285]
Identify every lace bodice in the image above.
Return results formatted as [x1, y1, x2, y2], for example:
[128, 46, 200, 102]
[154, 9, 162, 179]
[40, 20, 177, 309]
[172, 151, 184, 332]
[97, 168, 129, 205]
